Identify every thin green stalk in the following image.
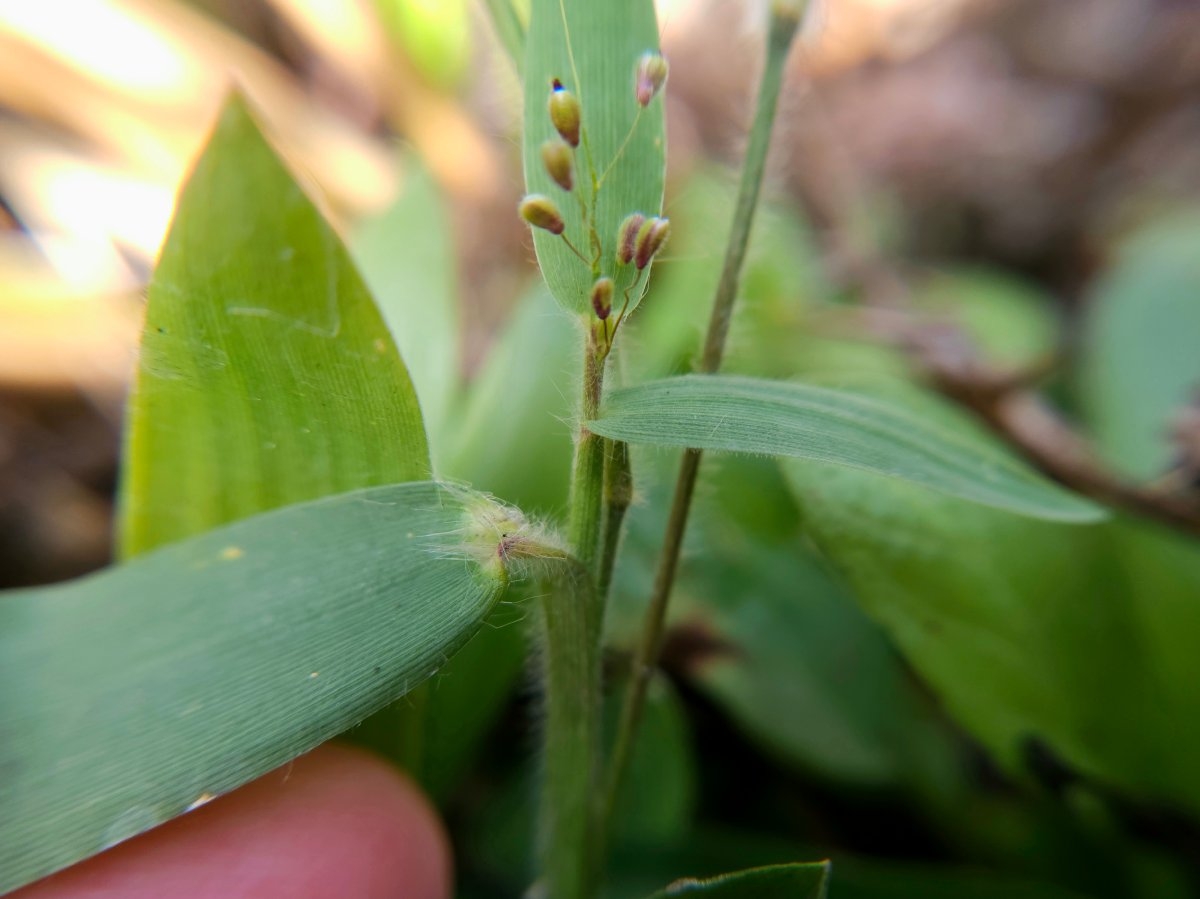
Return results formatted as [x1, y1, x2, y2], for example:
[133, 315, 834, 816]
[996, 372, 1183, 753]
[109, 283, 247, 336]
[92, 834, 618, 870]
[603, 4, 803, 831]
[699, 10, 800, 373]
[538, 324, 608, 899]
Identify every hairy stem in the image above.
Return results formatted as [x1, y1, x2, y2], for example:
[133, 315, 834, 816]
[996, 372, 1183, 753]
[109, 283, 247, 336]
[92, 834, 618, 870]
[598, 438, 633, 602]
[537, 559, 600, 899]
[568, 327, 608, 576]
[603, 5, 803, 831]
[538, 323, 608, 899]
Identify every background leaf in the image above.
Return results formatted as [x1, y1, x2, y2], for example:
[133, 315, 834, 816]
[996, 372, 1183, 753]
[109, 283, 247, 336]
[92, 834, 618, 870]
[643, 862, 830, 899]
[353, 155, 461, 456]
[522, 0, 666, 315]
[117, 94, 429, 557]
[627, 169, 824, 383]
[1079, 211, 1200, 480]
[444, 284, 578, 515]
[372, 0, 470, 89]
[606, 454, 961, 795]
[912, 267, 1059, 370]
[605, 828, 1102, 899]
[606, 673, 698, 850]
[0, 481, 503, 893]
[675, 523, 958, 793]
[461, 670, 697, 893]
[414, 597, 530, 803]
[1074, 212, 1200, 818]
[785, 384, 1200, 816]
[589, 374, 1104, 522]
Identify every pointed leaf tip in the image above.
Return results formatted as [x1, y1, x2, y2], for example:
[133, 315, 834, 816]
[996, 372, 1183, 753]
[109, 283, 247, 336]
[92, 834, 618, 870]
[644, 861, 831, 898]
[119, 93, 430, 556]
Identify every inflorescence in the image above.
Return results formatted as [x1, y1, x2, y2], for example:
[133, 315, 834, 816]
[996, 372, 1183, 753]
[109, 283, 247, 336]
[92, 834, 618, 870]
[519, 52, 671, 353]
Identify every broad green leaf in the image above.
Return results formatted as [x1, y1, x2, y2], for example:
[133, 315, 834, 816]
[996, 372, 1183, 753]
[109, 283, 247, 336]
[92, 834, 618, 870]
[445, 284, 578, 514]
[1105, 521, 1200, 807]
[353, 156, 460, 455]
[785, 385, 1200, 813]
[644, 862, 830, 899]
[0, 481, 506, 893]
[588, 375, 1105, 522]
[1076, 212, 1200, 773]
[349, 594, 529, 805]
[118, 94, 429, 557]
[1080, 210, 1200, 479]
[522, 0, 666, 315]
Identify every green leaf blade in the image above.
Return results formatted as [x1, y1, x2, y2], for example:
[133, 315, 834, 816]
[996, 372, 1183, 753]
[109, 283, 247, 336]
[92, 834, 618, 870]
[522, 0, 666, 315]
[645, 862, 831, 899]
[588, 375, 1105, 522]
[0, 481, 504, 893]
[352, 157, 460, 455]
[118, 95, 430, 557]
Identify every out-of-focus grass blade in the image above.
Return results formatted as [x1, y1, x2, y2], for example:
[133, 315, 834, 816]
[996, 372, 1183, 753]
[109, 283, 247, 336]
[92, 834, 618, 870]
[588, 375, 1105, 522]
[118, 94, 429, 557]
[644, 862, 830, 898]
[606, 673, 697, 849]
[522, 0, 665, 315]
[444, 284, 578, 514]
[0, 481, 505, 894]
[353, 156, 460, 455]
[628, 169, 825, 382]
[480, 0, 526, 73]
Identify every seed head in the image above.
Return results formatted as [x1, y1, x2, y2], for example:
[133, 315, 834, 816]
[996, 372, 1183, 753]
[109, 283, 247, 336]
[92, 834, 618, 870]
[590, 277, 614, 320]
[548, 79, 581, 147]
[635, 53, 669, 107]
[540, 139, 574, 191]
[634, 216, 670, 269]
[616, 213, 646, 265]
[518, 194, 565, 235]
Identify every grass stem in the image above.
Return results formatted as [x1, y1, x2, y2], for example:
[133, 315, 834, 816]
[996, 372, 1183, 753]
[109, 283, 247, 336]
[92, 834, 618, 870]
[538, 325, 608, 899]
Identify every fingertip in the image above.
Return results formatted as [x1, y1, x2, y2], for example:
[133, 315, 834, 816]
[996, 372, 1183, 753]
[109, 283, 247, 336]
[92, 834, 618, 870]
[15, 743, 452, 899]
